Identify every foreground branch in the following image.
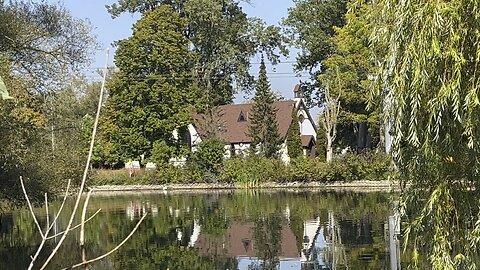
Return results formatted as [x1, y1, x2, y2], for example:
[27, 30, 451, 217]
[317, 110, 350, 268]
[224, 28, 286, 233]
[62, 213, 148, 270]
[20, 176, 44, 238]
[45, 209, 102, 240]
[39, 48, 110, 270]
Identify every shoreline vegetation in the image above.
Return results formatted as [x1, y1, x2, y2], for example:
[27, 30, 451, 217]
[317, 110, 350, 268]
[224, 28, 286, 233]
[87, 152, 396, 192]
[90, 179, 399, 194]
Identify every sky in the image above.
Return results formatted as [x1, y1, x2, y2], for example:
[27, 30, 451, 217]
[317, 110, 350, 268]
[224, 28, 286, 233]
[60, 0, 312, 107]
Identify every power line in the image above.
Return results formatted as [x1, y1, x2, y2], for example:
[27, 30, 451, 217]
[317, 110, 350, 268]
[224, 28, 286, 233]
[79, 61, 299, 71]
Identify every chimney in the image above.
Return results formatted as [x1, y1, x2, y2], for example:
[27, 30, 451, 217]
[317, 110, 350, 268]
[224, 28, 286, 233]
[294, 84, 304, 99]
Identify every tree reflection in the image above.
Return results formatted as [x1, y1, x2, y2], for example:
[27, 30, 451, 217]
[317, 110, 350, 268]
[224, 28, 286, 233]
[0, 191, 396, 269]
[248, 214, 283, 270]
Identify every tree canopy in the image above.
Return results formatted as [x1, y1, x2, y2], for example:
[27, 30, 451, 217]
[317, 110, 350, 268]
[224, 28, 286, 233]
[0, 1, 96, 92]
[0, 1, 97, 204]
[282, 0, 348, 107]
[318, 0, 382, 151]
[104, 5, 201, 165]
[106, 0, 287, 106]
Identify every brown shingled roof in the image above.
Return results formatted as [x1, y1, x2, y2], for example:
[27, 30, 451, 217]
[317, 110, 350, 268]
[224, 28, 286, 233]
[194, 100, 296, 144]
[301, 135, 316, 148]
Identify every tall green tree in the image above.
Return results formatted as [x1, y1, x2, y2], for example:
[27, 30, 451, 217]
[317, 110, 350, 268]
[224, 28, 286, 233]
[0, 1, 96, 204]
[0, 1, 96, 92]
[283, 0, 348, 107]
[318, 0, 382, 152]
[286, 0, 381, 152]
[370, 0, 480, 268]
[248, 57, 281, 158]
[105, 5, 201, 165]
[106, 0, 287, 107]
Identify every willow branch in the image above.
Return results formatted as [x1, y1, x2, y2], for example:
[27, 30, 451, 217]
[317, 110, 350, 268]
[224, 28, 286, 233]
[62, 213, 147, 270]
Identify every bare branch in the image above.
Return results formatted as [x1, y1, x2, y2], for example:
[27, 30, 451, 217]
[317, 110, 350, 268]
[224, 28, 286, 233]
[44, 193, 49, 231]
[28, 179, 71, 270]
[39, 49, 110, 270]
[80, 189, 93, 247]
[47, 179, 71, 232]
[62, 213, 148, 270]
[45, 209, 102, 240]
[20, 176, 44, 238]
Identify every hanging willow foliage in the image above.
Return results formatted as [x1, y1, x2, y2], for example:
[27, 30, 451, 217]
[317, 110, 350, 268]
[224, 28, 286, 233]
[369, 0, 480, 268]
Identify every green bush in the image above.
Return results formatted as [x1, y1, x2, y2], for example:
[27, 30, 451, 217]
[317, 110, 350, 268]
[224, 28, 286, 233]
[288, 157, 317, 182]
[287, 151, 393, 182]
[89, 151, 394, 186]
[319, 151, 394, 182]
[221, 156, 288, 187]
[188, 138, 225, 175]
[151, 140, 173, 165]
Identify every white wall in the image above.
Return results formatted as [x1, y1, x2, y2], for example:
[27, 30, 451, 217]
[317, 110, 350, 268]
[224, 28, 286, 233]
[188, 124, 202, 152]
[230, 143, 250, 157]
[279, 141, 290, 164]
[297, 107, 317, 139]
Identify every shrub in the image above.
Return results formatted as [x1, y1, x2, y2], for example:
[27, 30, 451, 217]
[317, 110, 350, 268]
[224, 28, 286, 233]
[151, 140, 173, 165]
[288, 157, 317, 182]
[318, 151, 394, 182]
[220, 156, 288, 187]
[188, 138, 225, 175]
[89, 151, 394, 186]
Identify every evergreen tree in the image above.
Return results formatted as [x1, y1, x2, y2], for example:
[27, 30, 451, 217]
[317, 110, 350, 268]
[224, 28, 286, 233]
[286, 109, 302, 159]
[248, 57, 281, 158]
[105, 5, 201, 165]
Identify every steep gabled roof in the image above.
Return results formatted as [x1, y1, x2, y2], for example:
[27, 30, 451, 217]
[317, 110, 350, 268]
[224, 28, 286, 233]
[193, 100, 296, 144]
[301, 135, 316, 148]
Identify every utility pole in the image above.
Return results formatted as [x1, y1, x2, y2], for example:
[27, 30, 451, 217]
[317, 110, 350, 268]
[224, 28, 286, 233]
[51, 125, 55, 154]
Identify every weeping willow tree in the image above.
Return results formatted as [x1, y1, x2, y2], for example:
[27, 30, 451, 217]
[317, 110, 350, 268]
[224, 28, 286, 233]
[370, 0, 480, 268]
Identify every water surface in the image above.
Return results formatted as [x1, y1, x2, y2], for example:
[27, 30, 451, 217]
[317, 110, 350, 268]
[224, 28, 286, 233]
[0, 190, 401, 269]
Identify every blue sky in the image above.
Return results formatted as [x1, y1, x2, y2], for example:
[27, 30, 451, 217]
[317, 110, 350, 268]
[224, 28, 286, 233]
[62, 0, 311, 104]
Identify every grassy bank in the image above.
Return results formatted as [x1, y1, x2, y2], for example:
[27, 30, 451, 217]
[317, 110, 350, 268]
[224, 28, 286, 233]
[89, 152, 395, 188]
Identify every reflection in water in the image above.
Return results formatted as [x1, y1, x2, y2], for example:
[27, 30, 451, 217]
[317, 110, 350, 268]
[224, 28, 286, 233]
[388, 208, 401, 270]
[0, 190, 402, 269]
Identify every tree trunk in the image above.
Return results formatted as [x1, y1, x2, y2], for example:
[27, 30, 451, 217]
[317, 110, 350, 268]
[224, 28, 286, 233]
[326, 136, 333, 162]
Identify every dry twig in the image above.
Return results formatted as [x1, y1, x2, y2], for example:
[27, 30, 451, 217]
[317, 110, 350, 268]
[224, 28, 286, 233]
[21, 48, 146, 270]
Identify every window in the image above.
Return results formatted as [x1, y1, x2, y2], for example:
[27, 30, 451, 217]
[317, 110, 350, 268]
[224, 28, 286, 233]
[238, 110, 247, 122]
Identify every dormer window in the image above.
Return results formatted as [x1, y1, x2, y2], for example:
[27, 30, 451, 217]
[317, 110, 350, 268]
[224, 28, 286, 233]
[238, 110, 247, 122]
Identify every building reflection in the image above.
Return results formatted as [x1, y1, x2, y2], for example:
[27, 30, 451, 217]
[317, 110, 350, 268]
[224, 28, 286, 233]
[122, 200, 401, 270]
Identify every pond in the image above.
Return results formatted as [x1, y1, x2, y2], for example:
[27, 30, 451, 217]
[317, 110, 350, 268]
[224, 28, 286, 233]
[0, 189, 402, 269]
